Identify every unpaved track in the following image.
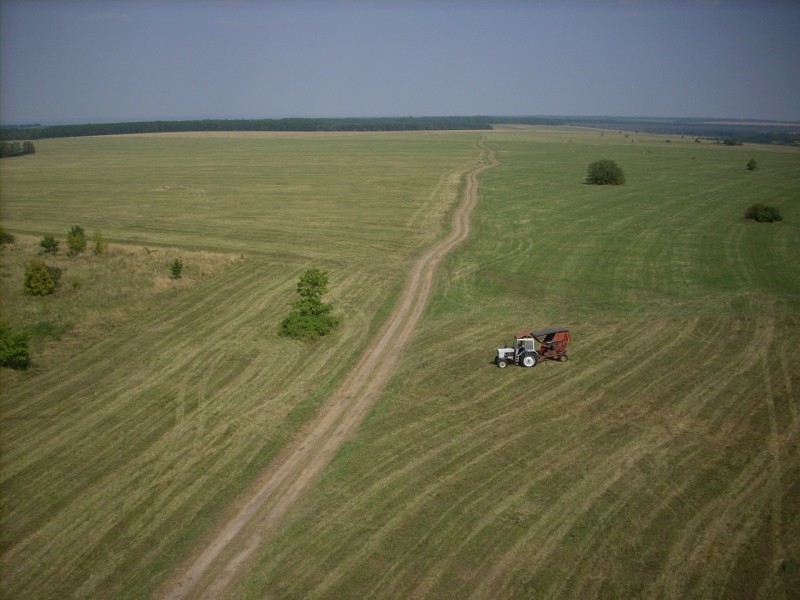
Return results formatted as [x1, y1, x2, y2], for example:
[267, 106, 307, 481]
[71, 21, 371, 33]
[160, 140, 498, 599]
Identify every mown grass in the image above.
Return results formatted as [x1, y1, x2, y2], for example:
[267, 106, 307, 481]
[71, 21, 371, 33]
[229, 128, 800, 598]
[2, 128, 798, 599]
[0, 132, 479, 599]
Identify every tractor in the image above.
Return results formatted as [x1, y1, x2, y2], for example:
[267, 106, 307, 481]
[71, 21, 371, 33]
[495, 327, 571, 368]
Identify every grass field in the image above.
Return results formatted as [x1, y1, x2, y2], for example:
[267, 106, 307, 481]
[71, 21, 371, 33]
[2, 128, 799, 599]
[0, 131, 479, 598]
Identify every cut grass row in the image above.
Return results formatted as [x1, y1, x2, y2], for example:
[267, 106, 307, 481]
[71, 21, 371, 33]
[222, 129, 800, 598]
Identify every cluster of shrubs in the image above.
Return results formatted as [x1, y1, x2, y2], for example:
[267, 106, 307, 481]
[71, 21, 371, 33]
[0, 140, 35, 158]
[1, 226, 31, 367]
[19, 225, 107, 298]
[2, 225, 189, 370]
[744, 203, 782, 223]
[36, 225, 109, 257]
[1, 225, 97, 368]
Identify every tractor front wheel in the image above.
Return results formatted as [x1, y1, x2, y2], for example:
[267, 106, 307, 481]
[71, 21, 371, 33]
[559, 354, 569, 362]
[497, 358, 508, 369]
[521, 354, 537, 368]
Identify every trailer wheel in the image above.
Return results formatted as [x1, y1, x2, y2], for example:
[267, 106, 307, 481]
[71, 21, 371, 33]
[521, 354, 537, 368]
[497, 358, 508, 368]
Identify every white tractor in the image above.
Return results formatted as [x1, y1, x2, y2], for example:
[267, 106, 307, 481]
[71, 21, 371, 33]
[495, 335, 538, 368]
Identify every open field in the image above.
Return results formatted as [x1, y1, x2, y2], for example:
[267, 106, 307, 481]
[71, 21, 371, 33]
[2, 128, 799, 598]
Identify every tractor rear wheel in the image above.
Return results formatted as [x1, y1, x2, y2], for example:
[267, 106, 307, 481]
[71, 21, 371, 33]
[521, 354, 537, 368]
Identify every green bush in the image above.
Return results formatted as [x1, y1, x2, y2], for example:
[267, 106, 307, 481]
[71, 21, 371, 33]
[66, 225, 87, 255]
[40, 235, 59, 254]
[24, 258, 57, 296]
[744, 203, 782, 223]
[746, 158, 758, 171]
[586, 159, 626, 185]
[0, 323, 30, 369]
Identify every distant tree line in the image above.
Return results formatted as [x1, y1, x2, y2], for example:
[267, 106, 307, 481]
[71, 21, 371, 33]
[568, 117, 799, 147]
[0, 117, 493, 140]
[1, 115, 795, 146]
[0, 116, 563, 141]
[0, 141, 35, 158]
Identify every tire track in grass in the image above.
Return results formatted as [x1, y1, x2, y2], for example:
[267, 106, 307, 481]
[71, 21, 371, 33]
[159, 139, 498, 600]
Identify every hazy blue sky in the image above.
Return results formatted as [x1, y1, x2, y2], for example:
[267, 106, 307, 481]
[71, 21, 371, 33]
[1, 0, 798, 125]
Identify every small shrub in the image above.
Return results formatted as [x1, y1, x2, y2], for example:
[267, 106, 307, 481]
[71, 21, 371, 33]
[92, 231, 108, 255]
[24, 258, 57, 296]
[586, 159, 625, 185]
[0, 226, 14, 245]
[744, 203, 782, 223]
[746, 158, 758, 171]
[170, 258, 183, 279]
[0, 323, 30, 369]
[66, 225, 87, 255]
[40, 235, 59, 254]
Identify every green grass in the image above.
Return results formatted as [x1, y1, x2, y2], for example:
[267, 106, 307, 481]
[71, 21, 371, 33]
[226, 128, 800, 599]
[2, 128, 799, 599]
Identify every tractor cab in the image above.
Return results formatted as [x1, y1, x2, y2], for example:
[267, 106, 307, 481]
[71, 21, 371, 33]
[516, 337, 536, 354]
[495, 327, 571, 369]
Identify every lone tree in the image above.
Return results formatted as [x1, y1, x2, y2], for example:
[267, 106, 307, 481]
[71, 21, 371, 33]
[586, 159, 626, 185]
[280, 267, 339, 340]
[746, 158, 758, 171]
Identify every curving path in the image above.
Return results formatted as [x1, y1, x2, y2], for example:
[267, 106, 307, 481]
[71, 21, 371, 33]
[160, 139, 498, 599]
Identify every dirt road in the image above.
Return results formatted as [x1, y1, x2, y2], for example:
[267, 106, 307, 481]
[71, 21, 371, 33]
[160, 139, 497, 599]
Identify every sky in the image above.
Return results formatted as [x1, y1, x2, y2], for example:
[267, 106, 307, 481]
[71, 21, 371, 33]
[1, 0, 799, 125]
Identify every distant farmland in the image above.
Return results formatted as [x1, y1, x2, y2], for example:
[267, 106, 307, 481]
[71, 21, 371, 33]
[1, 128, 798, 599]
